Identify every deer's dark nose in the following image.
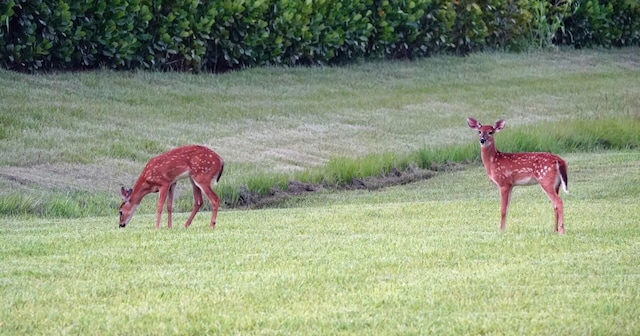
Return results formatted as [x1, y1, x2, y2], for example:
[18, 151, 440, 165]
[480, 138, 486, 144]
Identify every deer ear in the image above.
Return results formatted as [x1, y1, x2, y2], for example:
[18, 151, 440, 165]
[494, 120, 505, 132]
[467, 118, 481, 130]
[120, 187, 132, 201]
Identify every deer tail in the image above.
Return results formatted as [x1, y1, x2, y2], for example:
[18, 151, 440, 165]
[558, 160, 568, 193]
[216, 160, 224, 184]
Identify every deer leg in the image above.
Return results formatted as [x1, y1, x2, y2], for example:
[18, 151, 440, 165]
[156, 186, 170, 230]
[203, 186, 220, 228]
[184, 179, 203, 228]
[192, 176, 220, 229]
[499, 185, 513, 231]
[166, 183, 176, 229]
[541, 183, 565, 234]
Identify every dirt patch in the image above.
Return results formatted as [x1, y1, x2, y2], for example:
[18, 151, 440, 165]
[229, 163, 466, 209]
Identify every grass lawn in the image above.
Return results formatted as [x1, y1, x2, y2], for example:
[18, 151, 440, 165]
[1, 48, 639, 214]
[1, 151, 638, 335]
[1, 47, 639, 334]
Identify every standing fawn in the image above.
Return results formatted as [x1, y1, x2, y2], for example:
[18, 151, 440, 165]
[119, 145, 224, 229]
[467, 118, 568, 234]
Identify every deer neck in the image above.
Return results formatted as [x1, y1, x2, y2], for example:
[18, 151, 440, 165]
[129, 179, 154, 206]
[480, 143, 499, 167]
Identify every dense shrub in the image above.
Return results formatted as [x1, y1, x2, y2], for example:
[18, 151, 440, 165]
[367, 0, 451, 58]
[204, 0, 271, 71]
[0, 0, 74, 71]
[0, 0, 639, 72]
[149, 0, 217, 71]
[484, 0, 533, 51]
[560, 0, 640, 48]
[85, 0, 154, 70]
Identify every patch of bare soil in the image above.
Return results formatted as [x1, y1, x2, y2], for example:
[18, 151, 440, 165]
[230, 162, 468, 208]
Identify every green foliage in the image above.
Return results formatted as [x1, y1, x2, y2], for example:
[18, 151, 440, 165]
[501, 117, 640, 153]
[216, 183, 240, 207]
[369, 0, 450, 58]
[149, 0, 216, 71]
[302, 0, 373, 64]
[246, 173, 288, 195]
[412, 143, 478, 169]
[1, 0, 639, 71]
[0, 191, 115, 218]
[524, 0, 574, 50]
[205, 0, 272, 71]
[206, 0, 375, 69]
[447, 0, 491, 54]
[561, 0, 640, 48]
[0, 193, 36, 216]
[0, 0, 74, 71]
[93, 0, 144, 69]
[483, 0, 535, 51]
[317, 152, 406, 186]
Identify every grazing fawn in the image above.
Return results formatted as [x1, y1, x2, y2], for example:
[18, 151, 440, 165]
[119, 145, 224, 229]
[467, 118, 568, 234]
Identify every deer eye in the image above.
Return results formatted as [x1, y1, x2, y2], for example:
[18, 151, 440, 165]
[478, 131, 481, 134]
[489, 131, 494, 135]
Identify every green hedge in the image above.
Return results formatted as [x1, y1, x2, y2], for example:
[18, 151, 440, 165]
[560, 0, 640, 48]
[1, 0, 639, 72]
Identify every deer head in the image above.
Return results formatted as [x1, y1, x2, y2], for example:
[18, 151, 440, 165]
[119, 187, 137, 228]
[467, 118, 505, 148]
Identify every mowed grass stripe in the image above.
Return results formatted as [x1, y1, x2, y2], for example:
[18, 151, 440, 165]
[1, 201, 637, 334]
